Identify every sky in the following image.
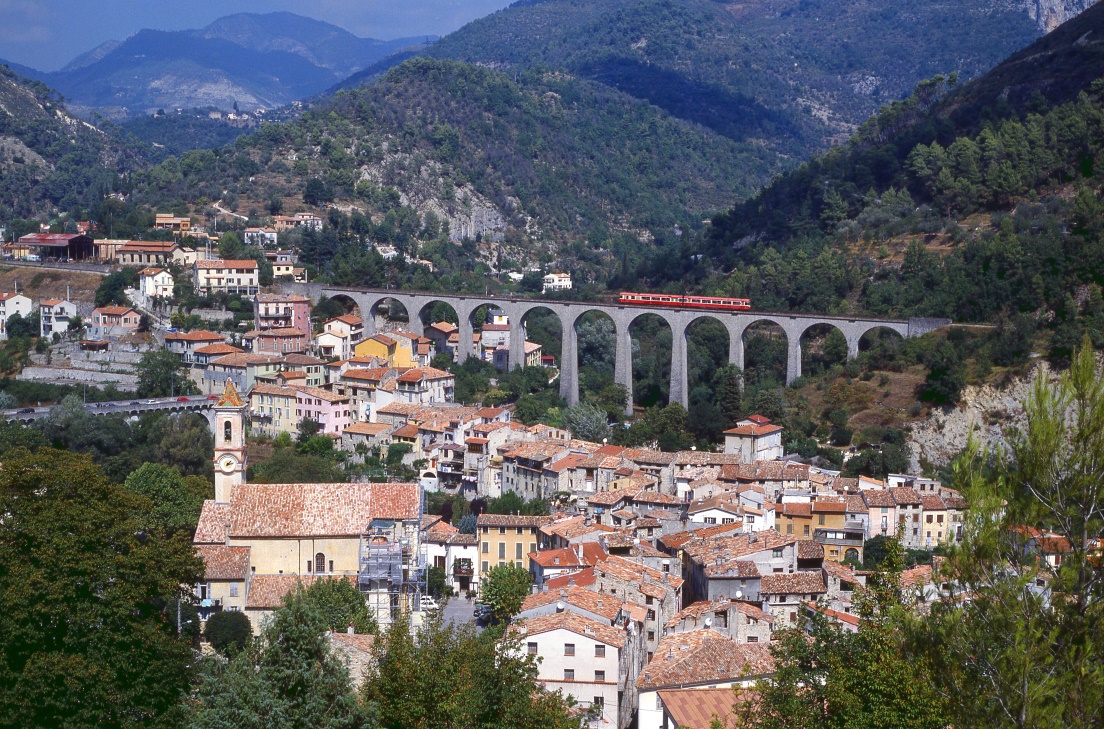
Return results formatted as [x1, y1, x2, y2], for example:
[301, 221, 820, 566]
[0, 0, 514, 71]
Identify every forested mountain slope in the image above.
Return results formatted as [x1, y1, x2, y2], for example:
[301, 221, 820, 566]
[422, 0, 1051, 159]
[130, 59, 778, 271]
[0, 66, 139, 218]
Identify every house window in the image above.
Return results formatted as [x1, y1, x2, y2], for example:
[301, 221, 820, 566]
[786, 524, 793, 535]
[306, 561, 312, 573]
[564, 669, 575, 680]
[595, 671, 605, 682]
[647, 630, 655, 641]
[926, 514, 933, 524]
[818, 514, 825, 525]
[645, 595, 653, 605]
[329, 560, 334, 572]
[747, 635, 759, 643]
[772, 548, 783, 558]
[229, 583, 238, 597]
[647, 610, 655, 621]
[595, 645, 605, 657]
[315, 553, 326, 573]
[499, 527, 506, 534]
[704, 517, 717, 524]
[515, 543, 523, 559]
[564, 643, 575, 656]
[498, 543, 506, 559]
[803, 525, 810, 537]
[527, 642, 538, 655]
[481, 561, 489, 574]
[482, 542, 489, 554]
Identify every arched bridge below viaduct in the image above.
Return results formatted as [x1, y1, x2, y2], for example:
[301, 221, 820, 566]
[280, 283, 950, 415]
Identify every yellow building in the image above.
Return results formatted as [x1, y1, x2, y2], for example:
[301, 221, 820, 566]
[193, 381, 425, 632]
[248, 383, 299, 437]
[475, 513, 553, 577]
[355, 331, 419, 367]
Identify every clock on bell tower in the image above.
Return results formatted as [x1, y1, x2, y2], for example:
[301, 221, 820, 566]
[212, 380, 247, 503]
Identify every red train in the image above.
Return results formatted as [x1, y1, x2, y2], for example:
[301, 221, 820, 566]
[618, 291, 752, 311]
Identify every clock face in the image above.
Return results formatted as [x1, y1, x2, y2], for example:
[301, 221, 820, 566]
[220, 457, 237, 473]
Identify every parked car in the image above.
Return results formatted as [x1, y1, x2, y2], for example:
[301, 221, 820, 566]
[177, 396, 190, 402]
[17, 407, 35, 413]
[419, 595, 440, 611]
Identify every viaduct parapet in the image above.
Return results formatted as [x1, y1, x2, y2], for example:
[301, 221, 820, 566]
[281, 283, 950, 415]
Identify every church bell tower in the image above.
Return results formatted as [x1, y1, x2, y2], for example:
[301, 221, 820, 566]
[213, 380, 247, 503]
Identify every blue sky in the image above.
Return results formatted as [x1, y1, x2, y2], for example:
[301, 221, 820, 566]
[0, 0, 513, 71]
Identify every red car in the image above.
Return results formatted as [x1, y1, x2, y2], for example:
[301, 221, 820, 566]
[177, 396, 190, 402]
[208, 395, 218, 400]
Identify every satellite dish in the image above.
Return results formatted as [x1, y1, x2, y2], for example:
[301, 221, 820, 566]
[735, 590, 743, 600]
[705, 618, 713, 628]
[556, 601, 565, 611]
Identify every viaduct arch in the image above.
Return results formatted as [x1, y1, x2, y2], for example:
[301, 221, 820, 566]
[284, 283, 949, 415]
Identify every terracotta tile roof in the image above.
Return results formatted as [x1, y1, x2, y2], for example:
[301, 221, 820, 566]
[296, 386, 349, 403]
[166, 330, 223, 342]
[637, 631, 775, 689]
[344, 422, 393, 436]
[657, 688, 750, 729]
[821, 560, 861, 584]
[521, 585, 623, 622]
[545, 567, 596, 589]
[195, 545, 250, 580]
[797, 540, 824, 560]
[659, 523, 744, 551]
[249, 383, 298, 398]
[39, 298, 66, 306]
[397, 366, 453, 383]
[376, 402, 425, 416]
[778, 502, 812, 517]
[197, 259, 258, 269]
[622, 448, 677, 465]
[890, 487, 922, 505]
[330, 632, 376, 654]
[674, 451, 745, 467]
[862, 490, 896, 508]
[845, 494, 868, 513]
[392, 424, 420, 438]
[196, 343, 243, 355]
[225, 482, 420, 538]
[920, 495, 947, 510]
[943, 495, 967, 510]
[587, 486, 642, 506]
[118, 240, 179, 252]
[594, 554, 683, 590]
[542, 517, 617, 541]
[900, 564, 934, 588]
[804, 601, 860, 627]
[513, 611, 626, 647]
[93, 305, 138, 317]
[213, 353, 284, 368]
[632, 491, 683, 506]
[193, 501, 231, 543]
[246, 574, 358, 609]
[476, 513, 553, 528]
[529, 547, 583, 569]
[812, 499, 846, 513]
[759, 571, 827, 595]
[724, 423, 783, 436]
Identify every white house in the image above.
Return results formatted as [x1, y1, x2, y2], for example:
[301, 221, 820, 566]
[542, 273, 573, 293]
[316, 315, 364, 359]
[40, 298, 77, 337]
[514, 611, 629, 728]
[243, 227, 278, 248]
[193, 259, 259, 296]
[723, 415, 783, 462]
[0, 292, 33, 338]
[139, 267, 175, 299]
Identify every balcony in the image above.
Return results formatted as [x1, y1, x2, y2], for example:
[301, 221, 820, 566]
[813, 528, 865, 548]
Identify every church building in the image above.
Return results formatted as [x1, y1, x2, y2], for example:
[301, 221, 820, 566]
[193, 381, 428, 632]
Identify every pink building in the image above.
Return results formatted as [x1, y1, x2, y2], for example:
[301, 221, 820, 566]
[295, 386, 351, 435]
[254, 294, 311, 335]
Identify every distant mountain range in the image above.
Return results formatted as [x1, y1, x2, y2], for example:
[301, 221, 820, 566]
[1, 12, 433, 118]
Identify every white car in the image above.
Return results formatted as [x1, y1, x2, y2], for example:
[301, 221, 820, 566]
[419, 595, 439, 611]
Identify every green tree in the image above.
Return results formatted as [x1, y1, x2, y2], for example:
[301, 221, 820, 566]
[189, 586, 371, 729]
[914, 336, 1104, 729]
[123, 462, 205, 535]
[217, 231, 245, 260]
[0, 448, 202, 728]
[203, 610, 253, 656]
[6, 311, 39, 339]
[751, 537, 948, 729]
[302, 576, 379, 635]
[95, 267, 139, 307]
[487, 490, 524, 515]
[920, 339, 964, 405]
[136, 348, 198, 398]
[561, 402, 612, 442]
[427, 566, 448, 598]
[365, 610, 578, 729]
[479, 563, 531, 622]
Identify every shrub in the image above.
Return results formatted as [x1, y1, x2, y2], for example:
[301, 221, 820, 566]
[204, 610, 253, 656]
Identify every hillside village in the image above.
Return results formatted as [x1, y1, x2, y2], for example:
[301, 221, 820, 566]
[0, 230, 993, 729]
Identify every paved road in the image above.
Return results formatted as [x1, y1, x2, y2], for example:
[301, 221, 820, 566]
[440, 595, 477, 628]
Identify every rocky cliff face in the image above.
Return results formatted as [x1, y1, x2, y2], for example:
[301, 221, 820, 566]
[908, 363, 1058, 470]
[1022, 0, 1100, 31]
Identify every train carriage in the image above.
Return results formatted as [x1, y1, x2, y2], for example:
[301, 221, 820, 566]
[618, 292, 751, 311]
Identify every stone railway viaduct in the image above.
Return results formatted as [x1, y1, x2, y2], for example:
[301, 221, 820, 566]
[281, 283, 949, 415]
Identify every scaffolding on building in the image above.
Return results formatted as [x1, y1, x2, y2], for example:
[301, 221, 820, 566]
[358, 487, 427, 629]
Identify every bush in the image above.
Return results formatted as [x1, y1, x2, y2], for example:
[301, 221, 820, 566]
[203, 610, 253, 656]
